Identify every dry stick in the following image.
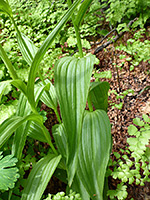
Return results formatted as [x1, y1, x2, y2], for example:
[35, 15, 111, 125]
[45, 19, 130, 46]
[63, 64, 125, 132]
[94, 18, 138, 55]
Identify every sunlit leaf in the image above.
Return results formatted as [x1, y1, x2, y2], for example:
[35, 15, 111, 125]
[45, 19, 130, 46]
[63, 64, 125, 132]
[17, 33, 38, 66]
[27, 0, 82, 108]
[54, 54, 95, 185]
[78, 110, 111, 200]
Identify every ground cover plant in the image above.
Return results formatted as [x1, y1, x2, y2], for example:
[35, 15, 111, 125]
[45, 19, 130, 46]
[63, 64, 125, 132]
[0, 0, 112, 199]
[0, 0, 150, 199]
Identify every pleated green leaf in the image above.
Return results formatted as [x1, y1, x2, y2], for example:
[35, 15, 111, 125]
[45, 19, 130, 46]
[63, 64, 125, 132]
[12, 88, 51, 159]
[21, 154, 61, 200]
[89, 81, 110, 111]
[16, 33, 38, 66]
[72, 173, 90, 200]
[78, 110, 111, 200]
[11, 93, 31, 159]
[54, 54, 95, 185]
[52, 124, 67, 158]
[39, 79, 57, 110]
[75, 0, 93, 27]
[27, 0, 81, 108]
[0, 0, 12, 17]
[28, 121, 50, 143]
[0, 113, 43, 148]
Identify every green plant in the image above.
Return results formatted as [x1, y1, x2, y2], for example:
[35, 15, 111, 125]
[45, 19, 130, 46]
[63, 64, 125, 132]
[116, 29, 150, 71]
[102, 0, 150, 28]
[107, 114, 150, 200]
[0, 1, 112, 200]
[43, 190, 81, 200]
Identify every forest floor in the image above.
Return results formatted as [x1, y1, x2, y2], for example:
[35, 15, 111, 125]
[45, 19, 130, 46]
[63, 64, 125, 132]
[42, 31, 150, 199]
[94, 32, 150, 200]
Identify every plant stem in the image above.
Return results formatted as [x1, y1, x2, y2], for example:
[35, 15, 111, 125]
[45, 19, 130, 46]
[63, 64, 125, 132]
[54, 108, 62, 124]
[0, 43, 18, 80]
[41, 125, 58, 155]
[67, 0, 83, 58]
[74, 25, 84, 57]
[11, 17, 34, 62]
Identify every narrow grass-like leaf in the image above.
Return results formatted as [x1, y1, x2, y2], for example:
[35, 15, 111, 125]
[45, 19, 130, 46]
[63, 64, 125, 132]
[0, 0, 12, 17]
[75, 0, 93, 27]
[27, 0, 81, 108]
[21, 154, 61, 200]
[0, 114, 43, 148]
[16, 33, 38, 66]
[89, 81, 110, 111]
[54, 54, 95, 185]
[78, 110, 111, 200]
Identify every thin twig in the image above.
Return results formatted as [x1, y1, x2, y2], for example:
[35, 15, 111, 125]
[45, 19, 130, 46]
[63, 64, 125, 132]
[94, 18, 138, 54]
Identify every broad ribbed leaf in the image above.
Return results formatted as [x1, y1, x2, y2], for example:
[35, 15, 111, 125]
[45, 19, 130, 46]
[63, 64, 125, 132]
[11, 93, 31, 159]
[89, 81, 110, 111]
[78, 110, 111, 200]
[52, 124, 67, 158]
[0, 0, 12, 16]
[28, 121, 50, 143]
[0, 114, 43, 148]
[72, 173, 90, 200]
[54, 54, 95, 185]
[75, 0, 93, 27]
[12, 88, 51, 159]
[21, 154, 61, 200]
[0, 152, 19, 191]
[39, 79, 57, 110]
[27, 0, 81, 108]
[17, 33, 38, 66]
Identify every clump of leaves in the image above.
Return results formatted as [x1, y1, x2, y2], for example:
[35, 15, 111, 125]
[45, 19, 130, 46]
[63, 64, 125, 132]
[44, 190, 81, 200]
[116, 29, 150, 71]
[107, 114, 150, 200]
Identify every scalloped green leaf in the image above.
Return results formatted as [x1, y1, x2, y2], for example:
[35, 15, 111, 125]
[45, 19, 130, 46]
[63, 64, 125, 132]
[21, 154, 61, 200]
[78, 110, 111, 200]
[54, 54, 95, 185]
[0, 152, 19, 191]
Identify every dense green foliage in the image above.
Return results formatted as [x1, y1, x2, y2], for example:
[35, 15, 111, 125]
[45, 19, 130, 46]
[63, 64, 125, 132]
[0, 0, 150, 199]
